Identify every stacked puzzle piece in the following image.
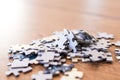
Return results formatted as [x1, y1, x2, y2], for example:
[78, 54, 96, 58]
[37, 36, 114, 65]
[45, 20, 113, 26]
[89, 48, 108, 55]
[6, 29, 120, 80]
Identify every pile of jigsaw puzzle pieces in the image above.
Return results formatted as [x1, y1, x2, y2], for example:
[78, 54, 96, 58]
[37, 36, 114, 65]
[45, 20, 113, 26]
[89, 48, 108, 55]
[6, 29, 120, 80]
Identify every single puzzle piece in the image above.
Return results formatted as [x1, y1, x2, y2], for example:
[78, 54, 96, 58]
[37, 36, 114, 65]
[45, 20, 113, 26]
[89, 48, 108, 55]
[91, 43, 108, 52]
[36, 51, 60, 65]
[31, 71, 53, 80]
[82, 46, 113, 62]
[6, 66, 32, 76]
[82, 49, 106, 62]
[63, 68, 83, 79]
[61, 76, 80, 80]
[91, 39, 111, 52]
[115, 48, 120, 55]
[10, 58, 30, 68]
[98, 39, 112, 46]
[63, 29, 78, 53]
[53, 31, 68, 49]
[113, 41, 120, 47]
[105, 52, 113, 62]
[114, 49, 120, 62]
[89, 50, 106, 62]
[97, 32, 114, 39]
[44, 64, 74, 75]
[8, 44, 23, 54]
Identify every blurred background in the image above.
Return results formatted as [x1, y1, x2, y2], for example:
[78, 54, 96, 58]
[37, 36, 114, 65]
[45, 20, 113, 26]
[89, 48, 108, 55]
[0, 0, 120, 80]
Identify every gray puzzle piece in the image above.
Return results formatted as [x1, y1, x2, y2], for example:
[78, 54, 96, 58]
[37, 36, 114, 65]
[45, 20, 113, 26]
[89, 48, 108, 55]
[91, 39, 111, 52]
[89, 51, 106, 62]
[36, 52, 60, 64]
[115, 49, 120, 55]
[44, 64, 74, 75]
[8, 44, 23, 54]
[113, 41, 120, 47]
[105, 52, 113, 62]
[6, 66, 32, 76]
[63, 29, 78, 53]
[97, 32, 114, 39]
[61, 68, 83, 80]
[31, 71, 53, 80]
[53, 31, 68, 49]
[10, 58, 30, 68]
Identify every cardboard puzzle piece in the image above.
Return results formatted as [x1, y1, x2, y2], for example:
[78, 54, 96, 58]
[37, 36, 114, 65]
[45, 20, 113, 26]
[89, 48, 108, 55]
[91, 39, 112, 52]
[61, 76, 80, 80]
[36, 52, 60, 64]
[31, 71, 53, 80]
[113, 41, 120, 47]
[6, 66, 32, 77]
[44, 64, 74, 75]
[89, 50, 106, 62]
[10, 58, 30, 68]
[67, 52, 82, 63]
[53, 31, 68, 49]
[105, 52, 113, 62]
[8, 44, 23, 54]
[63, 29, 78, 53]
[97, 32, 114, 39]
[61, 68, 83, 80]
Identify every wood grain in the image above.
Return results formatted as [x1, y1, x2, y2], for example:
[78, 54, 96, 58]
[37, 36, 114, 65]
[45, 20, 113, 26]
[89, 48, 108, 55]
[0, 0, 120, 80]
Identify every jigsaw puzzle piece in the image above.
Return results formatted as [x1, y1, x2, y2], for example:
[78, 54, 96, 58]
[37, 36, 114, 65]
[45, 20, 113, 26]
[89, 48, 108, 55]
[90, 39, 112, 52]
[36, 52, 60, 66]
[97, 32, 114, 39]
[113, 41, 120, 47]
[53, 31, 68, 49]
[6, 66, 32, 77]
[44, 64, 74, 75]
[63, 68, 83, 79]
[61, 76, 80, 80]
[10, 58, 30, 68]
[63, 29, 78, 53]
[31, 71, 53, 80]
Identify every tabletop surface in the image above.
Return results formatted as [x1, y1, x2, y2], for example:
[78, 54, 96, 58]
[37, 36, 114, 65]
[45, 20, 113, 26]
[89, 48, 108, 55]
[0, 0, 120, 80]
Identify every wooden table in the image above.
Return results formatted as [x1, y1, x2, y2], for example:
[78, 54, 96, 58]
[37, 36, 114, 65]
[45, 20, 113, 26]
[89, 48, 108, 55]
[0, 0, 120, 80]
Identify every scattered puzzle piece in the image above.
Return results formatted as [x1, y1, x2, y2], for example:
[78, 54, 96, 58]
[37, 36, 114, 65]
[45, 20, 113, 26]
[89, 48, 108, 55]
[63, 29, 78, 53]
[113, 41, 120, 47]
[6, 29, 117, 80]
[62, 68, 83, 80]
[97, 32, 114, 39]
[10, 58, 30, 68]
[6, 66, 32, 77]
[31, 71, 53, 80]
[44, 64, 74, 75]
